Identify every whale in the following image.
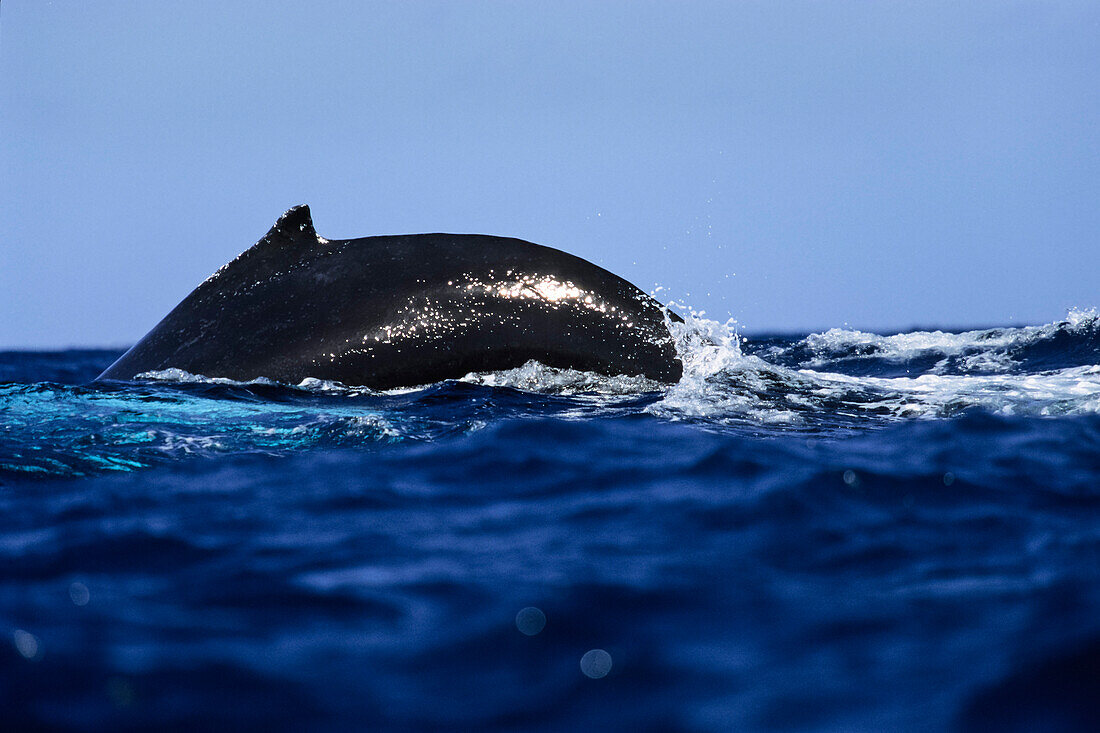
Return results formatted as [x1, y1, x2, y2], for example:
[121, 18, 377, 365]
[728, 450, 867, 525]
[97, 205, 683, 389]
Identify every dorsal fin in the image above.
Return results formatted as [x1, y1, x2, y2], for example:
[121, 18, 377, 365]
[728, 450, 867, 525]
[256, 204, 319, 249]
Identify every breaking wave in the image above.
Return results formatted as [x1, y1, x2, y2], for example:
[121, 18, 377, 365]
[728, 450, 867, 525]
[653, 309, 1100, 426]
[2, 309, 1098, 478]
[752, 307, 1100, 376]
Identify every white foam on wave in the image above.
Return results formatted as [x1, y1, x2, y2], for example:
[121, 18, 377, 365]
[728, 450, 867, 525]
[132, 309, 1100, 423]
[764, 307, 1099, 374]
[796, 364, 1100, 420]
[650, 311, 1100, 423]
[652, 316, 808, 424]
[126, 370, 404, 445]
[137, 368, 376, 396]
[459, 360, 661, 395]
[136, 367, 278, 385]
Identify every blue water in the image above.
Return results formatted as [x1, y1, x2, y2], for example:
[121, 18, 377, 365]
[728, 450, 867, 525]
[3, 312, 1100, 731]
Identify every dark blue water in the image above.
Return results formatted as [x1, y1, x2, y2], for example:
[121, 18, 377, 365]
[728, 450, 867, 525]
[3, 312, 1100, 731]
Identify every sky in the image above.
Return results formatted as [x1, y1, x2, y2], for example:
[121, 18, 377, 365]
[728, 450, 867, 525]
[1, 1, 1097, 348]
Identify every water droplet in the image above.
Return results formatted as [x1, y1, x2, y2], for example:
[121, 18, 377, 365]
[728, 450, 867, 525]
[842, 469, 859, 486]
[13, 629, 39, 660]
[580, 649, 612, 678]
[69, 582, 90, 606]
[515, 607, 546, 636]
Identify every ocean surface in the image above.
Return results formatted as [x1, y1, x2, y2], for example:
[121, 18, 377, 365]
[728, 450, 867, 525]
[3, 310, 1100, 732]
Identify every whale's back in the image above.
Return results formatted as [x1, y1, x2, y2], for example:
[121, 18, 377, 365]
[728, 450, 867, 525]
[97, 206, 682, 388]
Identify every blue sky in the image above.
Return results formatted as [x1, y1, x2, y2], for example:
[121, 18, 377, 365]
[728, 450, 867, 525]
[2, 1, 1097, 348]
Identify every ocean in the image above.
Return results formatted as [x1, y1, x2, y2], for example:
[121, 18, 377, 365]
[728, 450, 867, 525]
[2, 310, 1099, 731]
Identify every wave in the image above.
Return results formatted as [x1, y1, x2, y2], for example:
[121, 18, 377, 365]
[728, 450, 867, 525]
[0, 381, 407, 478]
[651, 310, 1100, 425]
[750, 308, 1100, 377]
[3, 310, 1099, 479]
[454, 309, 1100, 424]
